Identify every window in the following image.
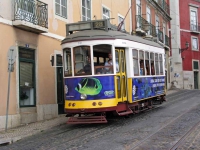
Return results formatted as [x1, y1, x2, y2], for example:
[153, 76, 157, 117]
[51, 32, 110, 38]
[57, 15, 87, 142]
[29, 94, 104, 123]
[64, 48, 72, 76]
[19, 48, 36, 107]
[159, 54, 163, 75]
[145, 52, 150, 75]
[93, 45, 113, 75]
[103, 7, 110, 19]
[139, 51, 145, 75]
[82, 0, 91, 21]
[193, 61, 199, 70]
[150, 52, 155, 75]
[136, 0, 141, 28]
[133, 49, 139, 76]
[74, 46, 91, 76]
[55, 0, 67, 19]
[146, 6, 151, 35]
[156, 15, 159, 36]
[155, 53, 159, 75]
[192, 37, 198, 50]
[118, 15, 125, 31]
[190, 8, 198, 31]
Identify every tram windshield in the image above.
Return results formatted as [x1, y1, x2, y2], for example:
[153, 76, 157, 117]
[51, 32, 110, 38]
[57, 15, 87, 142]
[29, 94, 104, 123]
[93, 44, 113, 75]
[64, 44, 114, 77]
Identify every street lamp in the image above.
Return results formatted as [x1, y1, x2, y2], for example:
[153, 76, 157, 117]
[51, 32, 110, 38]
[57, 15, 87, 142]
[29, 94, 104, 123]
[179, 41, 189, 54]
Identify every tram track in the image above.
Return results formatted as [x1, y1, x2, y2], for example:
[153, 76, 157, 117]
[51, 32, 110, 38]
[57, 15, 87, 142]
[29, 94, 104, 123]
[127, 90, 200, 150]
[170, 120, 200, 150]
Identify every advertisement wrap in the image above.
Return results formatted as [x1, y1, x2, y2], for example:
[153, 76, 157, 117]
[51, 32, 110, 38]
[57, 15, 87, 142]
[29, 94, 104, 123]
[132, 76, 165, 101]
[64, 76, 115, 100]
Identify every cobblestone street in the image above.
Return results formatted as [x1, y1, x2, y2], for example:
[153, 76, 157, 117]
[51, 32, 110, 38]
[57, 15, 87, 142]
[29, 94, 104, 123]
[1, 89, 200, 150]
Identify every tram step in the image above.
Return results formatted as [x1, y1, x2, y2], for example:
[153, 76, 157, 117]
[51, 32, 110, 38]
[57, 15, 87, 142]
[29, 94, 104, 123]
[117, 110, 133, 116]
[67, 116, 107, 124]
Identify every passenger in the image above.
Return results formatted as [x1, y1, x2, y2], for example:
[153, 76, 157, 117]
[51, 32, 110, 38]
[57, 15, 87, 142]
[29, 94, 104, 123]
[140, 60, 144, 75]
[151, 62, 155, 75]
[104, 53, 119, 73]
[81, 57, 91, 74]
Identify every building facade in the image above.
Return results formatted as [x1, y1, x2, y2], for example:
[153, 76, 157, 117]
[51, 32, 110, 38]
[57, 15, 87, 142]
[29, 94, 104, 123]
[0, 0, 132, 130]
[170, 0, 200, 89]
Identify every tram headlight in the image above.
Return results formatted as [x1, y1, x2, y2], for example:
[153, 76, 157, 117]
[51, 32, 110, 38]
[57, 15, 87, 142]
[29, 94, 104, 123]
[80, 94, 87, 100]
[92, 102, 96, 106]
[98, 102, 102, 106]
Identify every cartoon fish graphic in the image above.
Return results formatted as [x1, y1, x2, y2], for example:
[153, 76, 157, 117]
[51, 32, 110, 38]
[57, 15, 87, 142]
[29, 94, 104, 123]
[75, 78, 102, 96]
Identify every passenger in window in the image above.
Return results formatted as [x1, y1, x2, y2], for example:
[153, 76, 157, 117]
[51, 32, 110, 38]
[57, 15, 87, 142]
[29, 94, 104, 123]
[151, 63, 155, 75]
[146, 61, 150, 75]
[78, 57, 91, 74]
[105, 53, 119, 73]
[140, 60, 144, 75]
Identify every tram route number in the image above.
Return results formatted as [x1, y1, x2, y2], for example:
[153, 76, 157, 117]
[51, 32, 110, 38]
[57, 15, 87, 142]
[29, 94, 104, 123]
[93, 21, 105, 28]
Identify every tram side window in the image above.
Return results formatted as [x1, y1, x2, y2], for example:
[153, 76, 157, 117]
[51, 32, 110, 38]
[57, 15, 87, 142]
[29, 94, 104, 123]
[74, 46, 91, 76]
[132, 49, 139, 76]
[155, 53, 159, 75]
[150, 52, 155, 75]
[159, 54, 163, 75]
[139, 51, 145, 75]
[145, 51, 150, 75]
[64, 48, 72, 76]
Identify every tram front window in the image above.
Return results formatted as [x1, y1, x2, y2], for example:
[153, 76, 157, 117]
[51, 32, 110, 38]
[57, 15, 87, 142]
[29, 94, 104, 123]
[93, 44, 113, 74]
[74, 46, 92, 76]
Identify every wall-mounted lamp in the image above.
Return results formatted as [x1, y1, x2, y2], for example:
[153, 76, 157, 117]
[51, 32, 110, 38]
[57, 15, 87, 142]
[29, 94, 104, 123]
[179, 41, 189, 54]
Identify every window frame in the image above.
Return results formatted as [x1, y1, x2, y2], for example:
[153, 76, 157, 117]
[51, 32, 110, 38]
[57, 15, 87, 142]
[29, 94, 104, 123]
[190, 7, 198, 31]
[132, 49, 139, 76]
[55, 0, 68, 19]
[82, 0, 91, 21]
[102, 5, 110, 19]
[118, 14, 125, 31]
[191, 36, 199, 51]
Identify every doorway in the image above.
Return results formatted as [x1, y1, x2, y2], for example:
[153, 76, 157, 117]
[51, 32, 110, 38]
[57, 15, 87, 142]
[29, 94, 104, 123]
[194, 71, 199, 89]
[56, 54, 64, 114]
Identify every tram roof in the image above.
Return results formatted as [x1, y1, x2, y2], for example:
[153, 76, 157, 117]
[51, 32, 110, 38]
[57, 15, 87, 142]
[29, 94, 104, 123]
[61, 30, 163, 49]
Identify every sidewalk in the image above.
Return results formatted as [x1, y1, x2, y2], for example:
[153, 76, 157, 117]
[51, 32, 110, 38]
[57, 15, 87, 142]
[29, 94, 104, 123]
[0, 114, 67, 145]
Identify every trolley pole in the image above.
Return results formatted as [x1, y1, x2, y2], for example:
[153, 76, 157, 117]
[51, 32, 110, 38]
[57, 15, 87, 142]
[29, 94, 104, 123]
[5, 46, 16, 132]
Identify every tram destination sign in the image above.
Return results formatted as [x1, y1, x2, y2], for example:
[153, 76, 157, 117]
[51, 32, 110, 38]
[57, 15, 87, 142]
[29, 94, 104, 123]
[66, 19, 111, 35]
[93, 21, 105, 29]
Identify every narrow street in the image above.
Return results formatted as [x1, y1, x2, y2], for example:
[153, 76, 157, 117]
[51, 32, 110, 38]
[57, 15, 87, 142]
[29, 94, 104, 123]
[1, 89, 200, 150]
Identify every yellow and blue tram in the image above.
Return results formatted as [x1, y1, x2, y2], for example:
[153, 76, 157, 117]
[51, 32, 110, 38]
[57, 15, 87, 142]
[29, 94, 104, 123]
[61, 19, 166, 124]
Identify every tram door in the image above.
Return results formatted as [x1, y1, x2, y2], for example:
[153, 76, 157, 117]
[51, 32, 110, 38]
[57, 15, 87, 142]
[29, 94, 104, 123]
[56, 54, 65, 114]
[115, 49, 127, 102]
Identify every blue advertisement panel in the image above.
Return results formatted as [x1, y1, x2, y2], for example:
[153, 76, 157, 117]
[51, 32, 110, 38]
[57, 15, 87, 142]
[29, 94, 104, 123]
[132, 76, 165, 101]
[64, 76, 115, 100]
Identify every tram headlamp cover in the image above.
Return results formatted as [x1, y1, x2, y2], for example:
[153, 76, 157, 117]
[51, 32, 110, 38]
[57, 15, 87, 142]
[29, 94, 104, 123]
[80, 94, 87, 100]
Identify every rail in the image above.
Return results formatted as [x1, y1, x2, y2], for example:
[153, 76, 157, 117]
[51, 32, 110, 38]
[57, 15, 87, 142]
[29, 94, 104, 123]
[14, 0, 48, 28]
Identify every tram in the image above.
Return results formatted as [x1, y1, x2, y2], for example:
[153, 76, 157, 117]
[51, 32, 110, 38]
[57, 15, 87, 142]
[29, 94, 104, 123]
[61, 19, 166, 124]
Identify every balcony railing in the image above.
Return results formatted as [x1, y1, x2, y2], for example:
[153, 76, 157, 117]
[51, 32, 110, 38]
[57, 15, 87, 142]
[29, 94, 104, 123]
[157, 0, 170, 15]
[135, 15, 149, 32]
[149, 23, 157, 37]
[190, 23, 200, 32]
[14, 0, 48, 29]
